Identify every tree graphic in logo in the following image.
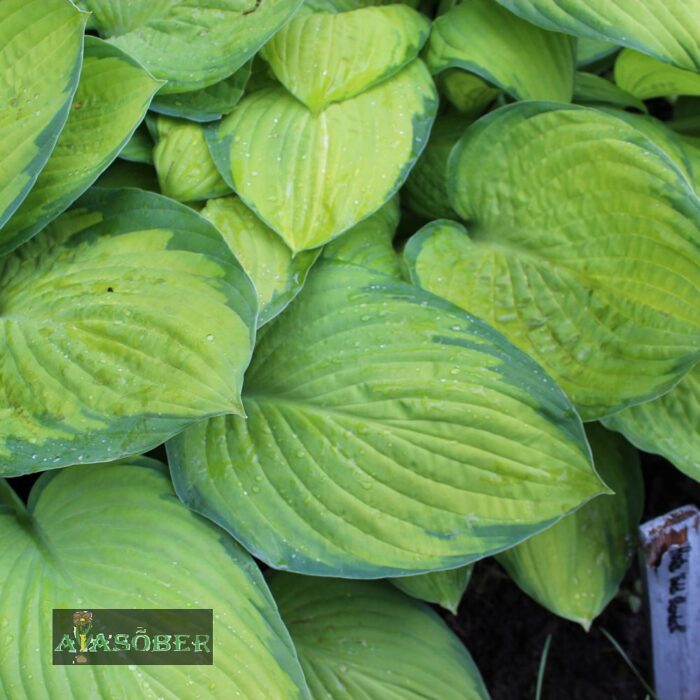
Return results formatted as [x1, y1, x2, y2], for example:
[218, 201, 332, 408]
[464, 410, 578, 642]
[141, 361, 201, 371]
[72, 610, 93, 664]
[54, 608, 214, 665]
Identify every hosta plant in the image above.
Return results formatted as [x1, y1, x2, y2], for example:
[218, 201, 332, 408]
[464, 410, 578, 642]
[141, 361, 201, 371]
[0, 0, 699, 697]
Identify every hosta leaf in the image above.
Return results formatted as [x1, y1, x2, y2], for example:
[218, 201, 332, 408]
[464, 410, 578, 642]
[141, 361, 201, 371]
[426, 0, 575, 102]
[603, 364, 700, 481]
[403, 111, 471, 220]
[0, 459, 309, 699]
[576, 38, 617, 67]
[615, 49, 700, 100]
[150, 63, 252, 123]
[391, 566, 472, 613]
[437, 70, 500, 118]
[0, 0, 85, 229]
[0, 38, 161, 256]
[573, 72, 646, 112]
[269, 574, 488, 699]
[118, 123, 154, 164]
[261, 5, 430, 111]
[207, 60, 437, 253]
[81, 0, 302, 94]
[597, 108, 695, 182]
[95, 160, 159, 191]
[498, 425, 643, 628]
[153, 116, 231, 202]
[167, 261, 605, 577]
[202, 196, 319, 326]
[0, 188, 256, 475]
[494, 0, 700, 72]
[409, 103, 700, 420]
[321, 199, 402, 278]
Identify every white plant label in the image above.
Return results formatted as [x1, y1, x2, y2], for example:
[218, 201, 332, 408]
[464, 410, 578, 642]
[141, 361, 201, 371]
[640, 505, 700, 700]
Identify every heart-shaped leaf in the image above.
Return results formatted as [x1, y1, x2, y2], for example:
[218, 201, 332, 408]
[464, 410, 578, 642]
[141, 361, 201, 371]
[268, 574, 488, 700]
[494, 0, 700, 72]
[0, 0, 85, 229]
[0, 37, 161, 256]
[150, 63, 252, 123]
[167, 261, 605, 577]
[202, 196, 319, 326]
[391, 566, 472, 614]
[498, 425, 643, 628]
[153, 116, 232, 202]
[321, 198, 402, 278]
[406, 103, 700, 419]
[206, 60, 437, 253]
[79, 0, 302, 94]
[0, 188, 256, 476]
[615, 49, 700, 100]
[261, 5, 430, 111]
[0, 459, 310, 698]
[426, 0, 575, 102]
[603, 364, 700, 482]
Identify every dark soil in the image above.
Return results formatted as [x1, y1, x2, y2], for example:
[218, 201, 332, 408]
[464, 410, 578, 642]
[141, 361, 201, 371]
[446, 453, 700, 700]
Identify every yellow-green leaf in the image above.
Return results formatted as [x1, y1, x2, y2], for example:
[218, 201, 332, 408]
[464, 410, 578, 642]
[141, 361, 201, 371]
[167, 261, 605, 577]
[321, 198, 402, 278]
[0, 459, 310, 699]
[207, 61, 437, 253]
[494, 0, 700, 72]
[391, 566, 472, 614]
[0, 188, 256, 475]
[603, 364, 700, 482]
[262, 5, 430, 111]
[498, 425, 643, 628]
[153, 116, 231, 202]
[406, 103, 700, 419]
[269, 574, 489, 699]
[596, 107, 695, 183]
[0, 0, 85, 229]
[426, 0, 575, 101]
[202, 196, 319, 326]
[0, 37, 161, 255]
[615, 49, 700, 100]
[80, 0, 302, 94]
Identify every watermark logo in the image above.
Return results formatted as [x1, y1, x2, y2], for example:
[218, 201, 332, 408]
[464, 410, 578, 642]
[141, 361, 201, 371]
[52, 609, 213, 665]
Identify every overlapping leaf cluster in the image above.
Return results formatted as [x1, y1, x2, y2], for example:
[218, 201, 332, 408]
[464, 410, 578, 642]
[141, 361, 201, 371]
[0, 0, 698, 697]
